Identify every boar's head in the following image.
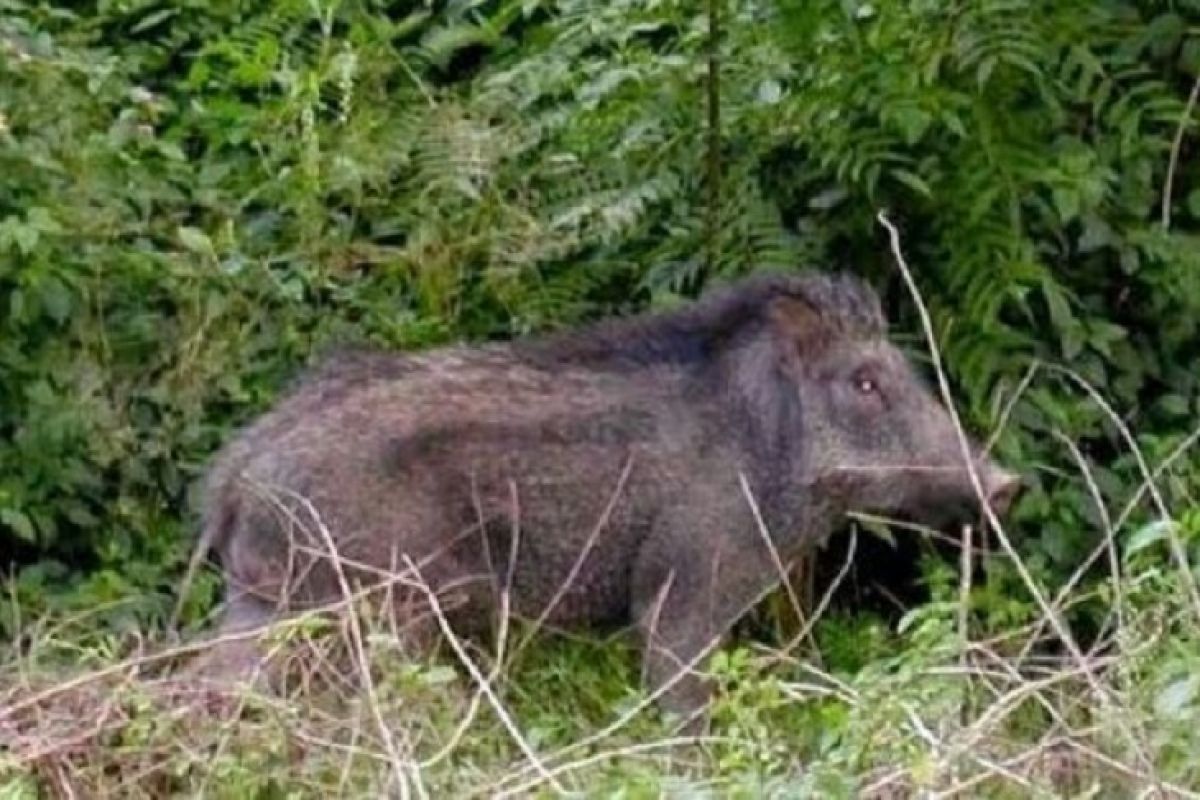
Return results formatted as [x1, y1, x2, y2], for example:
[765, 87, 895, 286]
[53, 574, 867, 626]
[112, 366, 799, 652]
[742, 273, 1021, 528]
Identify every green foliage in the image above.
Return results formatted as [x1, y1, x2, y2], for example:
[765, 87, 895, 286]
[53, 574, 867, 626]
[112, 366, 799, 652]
[1, 0, 1198, 699]
[5, 6, 1200, 796]
[751, 0, 1200, 591]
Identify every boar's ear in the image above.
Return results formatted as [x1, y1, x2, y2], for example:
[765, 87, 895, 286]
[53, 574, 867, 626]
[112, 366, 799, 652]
[765, 293, 832, 363]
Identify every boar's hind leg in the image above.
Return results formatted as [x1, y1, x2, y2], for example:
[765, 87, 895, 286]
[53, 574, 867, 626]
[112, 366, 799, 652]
[630, 519, 774, 735]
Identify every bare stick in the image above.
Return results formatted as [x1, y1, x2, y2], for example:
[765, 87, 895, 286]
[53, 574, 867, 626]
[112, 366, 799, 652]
[958, 523, 973, 725]
[1009, 431, 1130, 672]
[704, 0, 721, 271]
[899, 697, 1036, 792]
[775, 526, 858, 658]
[942, 658, 1111, 771]
[737, 470, 810, 637]
[297, 493, 419, 800]
[925, 738, 1074, 799]
[1067, 740, 1200, 799]
[487, 632, 726, 798]
[3, 517, 474, 744]
[421, 481, 522, 770]
[638, 569, 675, 688]
[1113, 421, 1200, 533]
[879, 212, 1096, 655]
[847, 510, 998, 555]
[400, 553, 565, 795]
[1047, 364, 1200, 623]
[1162, 73, 1200, 230]
[1053, 431, 1125, 635]
[982, 359, 1041, 455]
[493, 735, 727, 799]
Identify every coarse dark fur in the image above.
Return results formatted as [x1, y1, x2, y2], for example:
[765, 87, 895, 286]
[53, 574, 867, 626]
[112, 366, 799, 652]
[179, 271, 1019, 728]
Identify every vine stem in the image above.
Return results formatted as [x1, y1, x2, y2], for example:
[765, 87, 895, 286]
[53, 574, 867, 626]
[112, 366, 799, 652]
[1162, 73, 1200, 230]
[705, 0, 721, 273]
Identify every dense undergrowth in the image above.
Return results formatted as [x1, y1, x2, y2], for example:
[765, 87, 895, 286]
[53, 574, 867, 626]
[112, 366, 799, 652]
[2, 0, 1200, 796]
[3, 517, 1199, 796]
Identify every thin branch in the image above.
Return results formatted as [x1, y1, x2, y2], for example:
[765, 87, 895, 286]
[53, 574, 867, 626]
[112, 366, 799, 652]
[737, 470, 810, 639]
[1162, 73, 1200, 230]
[982, 359, 1041, 455]
[704, 0, 721, 272]
[775, 526, 858, 658]
[1046, 364, 1200, 624]
[400, 554, 566, 796]
[298, 493, 421, 800]
[958, 523, 974, 725]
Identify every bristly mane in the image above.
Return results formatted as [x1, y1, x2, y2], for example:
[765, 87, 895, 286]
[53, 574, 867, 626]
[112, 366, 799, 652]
[515, 270, 886, 369]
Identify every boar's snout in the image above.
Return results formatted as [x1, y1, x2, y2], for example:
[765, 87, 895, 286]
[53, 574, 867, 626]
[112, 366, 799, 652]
[908, 456, 1022, 531]
[980, 462, 1021, 516]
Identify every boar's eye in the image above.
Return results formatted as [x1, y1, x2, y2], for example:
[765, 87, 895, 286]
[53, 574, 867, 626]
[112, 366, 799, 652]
[849, 367, 885, 404]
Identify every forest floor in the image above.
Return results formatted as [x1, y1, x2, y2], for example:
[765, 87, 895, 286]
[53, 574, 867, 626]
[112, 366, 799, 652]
[3, 521, 1199, 799]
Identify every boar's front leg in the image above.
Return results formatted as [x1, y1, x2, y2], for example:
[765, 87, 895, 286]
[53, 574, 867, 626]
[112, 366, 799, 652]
[630, 511, 775, 734]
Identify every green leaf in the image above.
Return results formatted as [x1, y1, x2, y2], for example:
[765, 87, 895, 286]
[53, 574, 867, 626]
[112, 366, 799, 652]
[1, 508, 36, 542]
[1079, 215, 1114, 252]
[757, 79, 783, 105]
[892, 169, 933, 198]
[1182, 38, 1200, 74]
[1052, 187, 1080, 222]
[38, 276, 72, 323]
[1186, 189, 1200, 219]
[422, 23, 497, 68]
[130, 8, 178, 34]
[392, 9, 433, 40]
[1146, 14, 1184, 58]
[0, 217, 39, 254]
[1155, 675, 1198, 718]
[177, 226, 215, 258]
[8, 287, 25, 320]
[420, 665, 459, 686]
[892, 107, 932, 146]
[854, 516, 897, 548]
[1157, 394, 1189, 417]
[27, 207, 62, 234]
[1042, 280, 1075, 331]
[1126, 519, 1176, 557]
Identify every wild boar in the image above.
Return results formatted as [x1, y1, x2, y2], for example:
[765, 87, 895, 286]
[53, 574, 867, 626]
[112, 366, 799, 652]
[180, 270, 1020, 726]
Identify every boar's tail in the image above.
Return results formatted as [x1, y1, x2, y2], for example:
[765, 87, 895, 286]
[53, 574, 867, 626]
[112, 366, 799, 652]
[168, 492, 240, 637]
